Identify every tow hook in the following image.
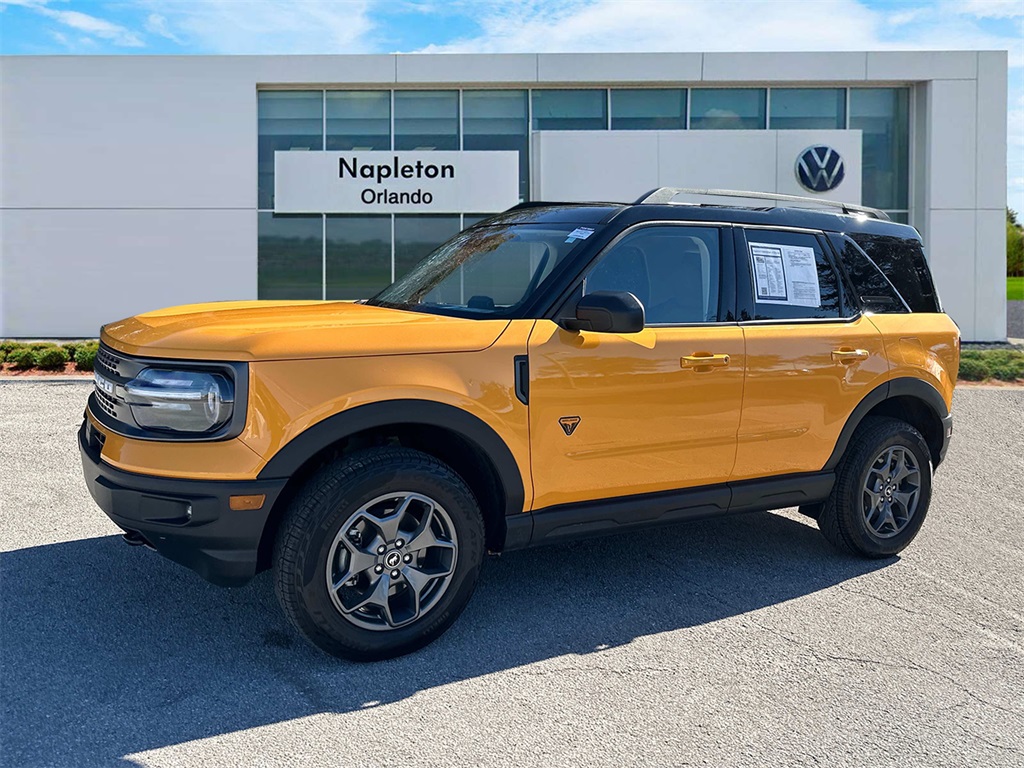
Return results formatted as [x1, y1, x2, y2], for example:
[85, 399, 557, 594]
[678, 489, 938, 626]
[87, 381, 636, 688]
[122, 531, 155, 550]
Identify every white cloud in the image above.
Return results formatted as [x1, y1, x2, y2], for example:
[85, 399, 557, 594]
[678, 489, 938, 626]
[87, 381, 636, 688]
[419, 0, 884, 53]
[46, 27, 68, 46]
[955, 0, 1024, 19]
[417, 0, 1022, 56]
[36, 6, 145, 47]
[137, 0, 376, 54]
[145, 12, 181, 44]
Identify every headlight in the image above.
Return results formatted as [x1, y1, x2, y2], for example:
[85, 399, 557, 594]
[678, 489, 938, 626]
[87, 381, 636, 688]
[124, 369, 234, 433]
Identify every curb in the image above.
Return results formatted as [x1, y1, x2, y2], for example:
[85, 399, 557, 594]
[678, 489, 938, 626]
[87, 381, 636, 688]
[0, 377, 93, 383]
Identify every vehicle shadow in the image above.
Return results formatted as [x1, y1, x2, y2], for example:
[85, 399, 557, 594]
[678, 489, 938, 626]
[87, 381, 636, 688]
[1, 511, 890, 767]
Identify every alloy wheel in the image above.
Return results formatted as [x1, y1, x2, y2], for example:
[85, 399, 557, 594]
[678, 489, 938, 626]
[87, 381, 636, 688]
[325, 492, 458, 631]
[862, 446, 921, 539]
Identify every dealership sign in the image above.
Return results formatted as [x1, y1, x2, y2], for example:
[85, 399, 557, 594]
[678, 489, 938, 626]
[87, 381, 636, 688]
[274, 150, 520, 213]
[795, 145, 845, 193]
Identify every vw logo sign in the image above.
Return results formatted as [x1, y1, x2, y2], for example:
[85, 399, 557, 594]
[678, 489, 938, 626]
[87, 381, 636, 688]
[796, 145, 845, 193]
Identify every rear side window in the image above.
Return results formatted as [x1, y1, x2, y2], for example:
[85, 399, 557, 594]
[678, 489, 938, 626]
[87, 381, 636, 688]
[849, 234, 941, 313]
[743, 229, 845, 321]
[832, 236, 908, 314]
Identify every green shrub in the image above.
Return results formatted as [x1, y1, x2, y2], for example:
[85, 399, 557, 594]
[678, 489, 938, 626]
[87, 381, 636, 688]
[34, 346, 69, 371]
[6, 347, 37, 370]
[958, 348, 1024, 381]
[991, 365, 1022, 381]
[62, 342, 80, 360]
[1, 340, 23, 355]
[957, 358, 988, 381]
[74, 345, 98, 372]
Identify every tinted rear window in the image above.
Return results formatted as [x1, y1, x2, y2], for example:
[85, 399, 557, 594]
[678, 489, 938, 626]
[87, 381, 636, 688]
[849, 234, 941, 313]
[833, 236, 908, 314]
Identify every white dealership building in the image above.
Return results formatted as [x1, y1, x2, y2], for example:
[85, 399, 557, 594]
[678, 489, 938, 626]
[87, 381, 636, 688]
[0, 50, 1009, 340]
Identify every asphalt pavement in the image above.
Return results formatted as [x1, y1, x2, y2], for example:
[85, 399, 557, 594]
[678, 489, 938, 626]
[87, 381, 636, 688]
[1008, 300, 1023, 340]
[1, 382, 1022, 767]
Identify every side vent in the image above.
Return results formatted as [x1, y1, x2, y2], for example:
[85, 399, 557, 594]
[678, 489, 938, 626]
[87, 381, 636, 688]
[514, 355, 529, 405]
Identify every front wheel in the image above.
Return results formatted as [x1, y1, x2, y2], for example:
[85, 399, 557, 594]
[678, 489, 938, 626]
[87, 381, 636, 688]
[818, 416, 933, 558]
[273, 447, 485, 661]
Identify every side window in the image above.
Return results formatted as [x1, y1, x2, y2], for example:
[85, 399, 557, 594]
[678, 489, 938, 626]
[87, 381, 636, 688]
[850, 233, 941, 313]
[832, 236, 908, 314]
[584, 226, 722, 324]
[744, 229, 845, 321]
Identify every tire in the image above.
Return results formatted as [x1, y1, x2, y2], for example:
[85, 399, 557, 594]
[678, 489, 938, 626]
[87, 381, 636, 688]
[273, 446, 485, 661]
[817, 416, 932, 559]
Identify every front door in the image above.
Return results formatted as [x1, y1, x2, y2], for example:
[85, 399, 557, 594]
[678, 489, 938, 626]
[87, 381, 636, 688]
[527, 224, 745, 511]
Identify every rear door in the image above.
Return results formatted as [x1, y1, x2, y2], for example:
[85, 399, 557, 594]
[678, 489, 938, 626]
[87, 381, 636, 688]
[733, 227, 889, 480]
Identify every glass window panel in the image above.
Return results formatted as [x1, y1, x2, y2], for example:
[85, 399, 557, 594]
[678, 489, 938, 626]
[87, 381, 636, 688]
[326, 215, 392, 300]
[531, 89, 607, 131]
[610, 89, 686, 130]
[885, 211, 909, 224]
[394, 91, 459, 151]
[850, 233, 941, 313]
[257, 91, 323, 210]
[585, 226, 721, 324]
[375, 221, 597, 315]
[850, 88, 910, 211]
[770, 88, 846, 129]
[394, 215, 462, 280]
[464, 90, 530, 201]
[690, 89, 766, 130]
[835, 237, 908, 314]
[745, 230, 844, 320]
[326, 91, 390, 151]
[258, 213, 322, 300]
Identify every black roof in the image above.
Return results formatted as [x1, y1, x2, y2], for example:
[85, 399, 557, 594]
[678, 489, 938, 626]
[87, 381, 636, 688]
[476, 197, 919, 242]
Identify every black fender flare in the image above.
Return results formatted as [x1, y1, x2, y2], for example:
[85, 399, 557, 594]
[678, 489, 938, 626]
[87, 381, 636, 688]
[823, 377, 950, 471]
[256, 399, 526, 518]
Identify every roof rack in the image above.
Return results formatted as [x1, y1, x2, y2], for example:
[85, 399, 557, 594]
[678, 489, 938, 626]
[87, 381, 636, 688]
[634, 187, 890, 221]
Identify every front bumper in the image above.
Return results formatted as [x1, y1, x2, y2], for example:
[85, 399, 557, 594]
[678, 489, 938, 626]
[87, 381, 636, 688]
[79, 419, 287, 587]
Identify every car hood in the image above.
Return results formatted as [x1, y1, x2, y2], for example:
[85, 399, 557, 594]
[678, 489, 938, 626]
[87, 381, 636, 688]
[100, 300, 510, 361]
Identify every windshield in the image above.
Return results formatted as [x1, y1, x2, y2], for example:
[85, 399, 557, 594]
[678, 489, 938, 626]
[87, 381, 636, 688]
[368, 222, 601, 316]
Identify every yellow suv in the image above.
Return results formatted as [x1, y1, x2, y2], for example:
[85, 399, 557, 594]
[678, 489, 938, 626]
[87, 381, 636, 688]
[80, 188, 958, 660]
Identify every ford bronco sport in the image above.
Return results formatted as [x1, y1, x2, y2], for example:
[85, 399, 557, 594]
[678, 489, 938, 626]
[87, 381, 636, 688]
[80, 188, 958, 661]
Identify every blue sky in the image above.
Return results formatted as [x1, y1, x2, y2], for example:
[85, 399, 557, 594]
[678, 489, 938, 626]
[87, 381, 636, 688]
[1, 0, 1022, 211]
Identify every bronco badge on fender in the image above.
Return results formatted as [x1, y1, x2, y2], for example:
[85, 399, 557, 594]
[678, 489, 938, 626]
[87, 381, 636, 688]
[559, 416, 582, 436]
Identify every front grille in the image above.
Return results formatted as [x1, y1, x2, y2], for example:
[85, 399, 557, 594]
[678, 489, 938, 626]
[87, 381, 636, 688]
[95, 346, 123, 377]
[94, 388, 119, 418]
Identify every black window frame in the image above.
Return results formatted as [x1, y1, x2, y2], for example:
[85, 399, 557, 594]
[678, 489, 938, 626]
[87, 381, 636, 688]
[552, 221, 738, 328]
[734, 227, 858, 324]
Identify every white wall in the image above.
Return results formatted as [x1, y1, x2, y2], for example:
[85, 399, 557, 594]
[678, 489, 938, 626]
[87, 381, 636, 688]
[0, 51, 1008, 340]
[533, 130, 863, 206]
[0, 56, 259, 336]
[914, 52, 1008, 341]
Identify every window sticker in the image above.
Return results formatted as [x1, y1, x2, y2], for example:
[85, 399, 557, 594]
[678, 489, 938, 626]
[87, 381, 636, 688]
[748, 242, 821, 308]
[565, 227, 595, 243]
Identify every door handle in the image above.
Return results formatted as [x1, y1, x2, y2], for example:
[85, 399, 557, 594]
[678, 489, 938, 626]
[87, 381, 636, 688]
[680, 353, 730, 370]
[831, 348, 869, 364]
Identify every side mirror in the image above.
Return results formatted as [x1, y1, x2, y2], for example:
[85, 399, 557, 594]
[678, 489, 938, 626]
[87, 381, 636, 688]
[561, 291, 645, 333]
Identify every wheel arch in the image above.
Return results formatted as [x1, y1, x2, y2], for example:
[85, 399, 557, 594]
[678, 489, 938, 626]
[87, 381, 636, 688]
[824, 378, 950, 472]
[254, 400, 526, 570]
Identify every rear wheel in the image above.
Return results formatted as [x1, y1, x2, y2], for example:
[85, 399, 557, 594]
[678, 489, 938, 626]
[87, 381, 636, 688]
[273, 446, 485, 661]
[818, 416, 932, 558]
